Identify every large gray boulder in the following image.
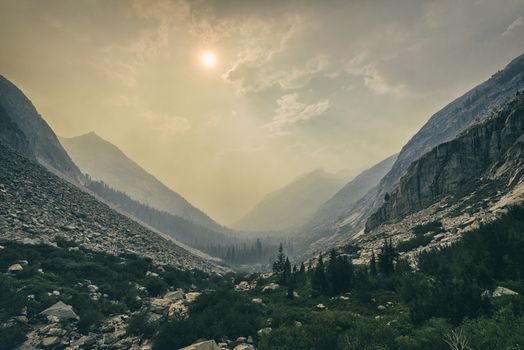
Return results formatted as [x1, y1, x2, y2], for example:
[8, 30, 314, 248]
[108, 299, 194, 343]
[40, 301, 79, 320]
[179, 340, 219, 350]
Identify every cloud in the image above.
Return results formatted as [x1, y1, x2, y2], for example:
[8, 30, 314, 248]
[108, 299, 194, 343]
[503, 16, 524, 36]
[264, 93, 330, 136]
[344, 53, 409, 96]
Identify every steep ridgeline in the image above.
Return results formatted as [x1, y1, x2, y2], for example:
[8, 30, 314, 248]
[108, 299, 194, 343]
[305, 155, 397, 230]
[85, 179, 237, 253]
[0, 142, 227, 273]
[362, 53, 524, 221]
[234, 169, 351, 231]
[366, 93, 524, 231]
[0, 75, 83, 183]
[0, 102, 33, 158]
[60, 132, 227, 233]
[311, 52, 524, 248]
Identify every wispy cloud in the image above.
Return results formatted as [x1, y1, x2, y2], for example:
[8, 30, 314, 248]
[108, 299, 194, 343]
[503, 16, 524, 36]
[264, 93, 330, 136]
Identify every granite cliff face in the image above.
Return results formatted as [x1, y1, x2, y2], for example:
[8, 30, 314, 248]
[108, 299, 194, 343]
[0, 75, 83, 183]
[366, 94, 524, 230]
[377, 53, 524, 199]
[305, 53, 524, 252]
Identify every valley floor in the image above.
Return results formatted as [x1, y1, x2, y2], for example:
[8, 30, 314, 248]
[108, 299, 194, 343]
[2, 204, 524, 349]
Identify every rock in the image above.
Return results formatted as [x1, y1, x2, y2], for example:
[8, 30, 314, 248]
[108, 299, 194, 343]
[15, 315, 28, 323]
[179, 339, 220, 350]
[52, 290, 60, 296]
[40, 301, 79, 320]
[235, 281, 251, 291]
[377, 305, 387, 311]
[163, 289, 184, 301]
[315, 304, 327, 311]
[87, 284, 99, 292]
[150, 297, 172, 313]
[41, 336, 60, 347]
[185, 292, 201, 302]
[257, 327, 272, 336]
[7, 263, 23, 273]
[234, 345, 255, 350]
[294, 321, 302, 327]
[251, 298, 263, 304]
[262, 283, 279, 292]
[236, 336, 246, 343]
[47, 327, 66, 336]
[492, 286, 519, 297]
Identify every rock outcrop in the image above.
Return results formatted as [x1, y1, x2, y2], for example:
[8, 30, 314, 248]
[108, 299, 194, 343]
[366, 93, 524, 230]
[303, 53, 524, 254]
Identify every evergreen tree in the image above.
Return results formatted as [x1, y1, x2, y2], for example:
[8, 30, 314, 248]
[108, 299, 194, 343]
[311, 253, 327, 293]
[370, 250, 377, 277]
[272, 243, 286, 274]
[282, 257, 292, 285]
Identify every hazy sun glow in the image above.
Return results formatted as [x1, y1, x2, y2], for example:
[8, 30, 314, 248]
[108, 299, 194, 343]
[201, 51, 216, 67]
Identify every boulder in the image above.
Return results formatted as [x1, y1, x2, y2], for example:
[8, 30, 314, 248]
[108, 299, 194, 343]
[164, 290, 184, 302]
[7, 263, 23, 273]
[41, 336, 60, 347]
[377, 305, 387, 311]
[87, 284, 99, 293]
[179, 340, 220, 350]
[234, 345, 255, 350]
[40, 301, 79, 320]
[251, 298, 263, 304]
[492, 286, 519, 297]
[257, 327, 272, 336]
[315, 304, 327, 311]
[185, 292, 201, 303]
[235, 281, 249, 290]
[262, 283, 279, 292]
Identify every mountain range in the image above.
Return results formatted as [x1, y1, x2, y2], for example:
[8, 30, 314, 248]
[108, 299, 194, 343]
[60, 132, 226, 233]
[233, 168, 352, 232]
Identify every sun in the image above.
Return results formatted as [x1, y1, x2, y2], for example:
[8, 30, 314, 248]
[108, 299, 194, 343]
[201, 51, 217, 68]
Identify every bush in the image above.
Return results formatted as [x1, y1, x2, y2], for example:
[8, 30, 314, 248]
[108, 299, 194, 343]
[144, 277, 168, 297]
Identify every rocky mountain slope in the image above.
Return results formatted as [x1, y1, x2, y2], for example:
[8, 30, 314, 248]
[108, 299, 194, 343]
[302, 155, 397, 232]
[234, 169, 351, 231]
[346, 93, 524, 266]
[304, 52, 524, 252]
[0, 75, 83, 183]
[367, 93, 524, 230]
[0, 142, 227, 273]
[60, 132, 226, 232]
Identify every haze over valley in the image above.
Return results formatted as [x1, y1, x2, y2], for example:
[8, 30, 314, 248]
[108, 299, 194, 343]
[1, 1, 524, 349]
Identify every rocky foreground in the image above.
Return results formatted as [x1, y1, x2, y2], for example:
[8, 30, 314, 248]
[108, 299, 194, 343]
[0, 142, 227, 273]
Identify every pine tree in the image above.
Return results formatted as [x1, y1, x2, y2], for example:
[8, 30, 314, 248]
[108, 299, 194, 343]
[283, 257, 292, 285]
[272, 243, 286, 274]
[370, 250, 377, 277]
[312, 253, 327, 293]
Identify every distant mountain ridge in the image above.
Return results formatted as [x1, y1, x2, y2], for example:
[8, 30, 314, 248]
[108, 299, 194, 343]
[0, 74, 83, 182]
[233, 168, 351, 231]
[60, 132, 227, 232]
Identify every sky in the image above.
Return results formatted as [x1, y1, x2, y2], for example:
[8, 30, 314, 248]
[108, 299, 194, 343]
[0, 0, 523, 225]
